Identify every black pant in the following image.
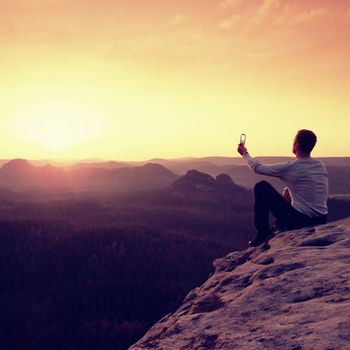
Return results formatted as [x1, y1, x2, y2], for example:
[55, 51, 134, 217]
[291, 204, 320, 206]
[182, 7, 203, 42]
[254, 181, 327, 236]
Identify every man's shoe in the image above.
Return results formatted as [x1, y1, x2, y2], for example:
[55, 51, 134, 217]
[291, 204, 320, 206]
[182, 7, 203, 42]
[271, 223, 286, 234]
[248, 232, 274, 247]
[248, 235, 266, 247]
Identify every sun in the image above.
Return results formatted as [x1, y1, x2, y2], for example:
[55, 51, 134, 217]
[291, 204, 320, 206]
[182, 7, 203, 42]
[13, 101, 101, 153]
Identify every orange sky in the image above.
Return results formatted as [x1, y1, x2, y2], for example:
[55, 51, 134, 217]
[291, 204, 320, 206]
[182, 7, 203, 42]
[0, 0, 349, 160]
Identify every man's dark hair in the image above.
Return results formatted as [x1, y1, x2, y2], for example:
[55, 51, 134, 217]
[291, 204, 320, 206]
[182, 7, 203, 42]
[296, 129, 317, 153]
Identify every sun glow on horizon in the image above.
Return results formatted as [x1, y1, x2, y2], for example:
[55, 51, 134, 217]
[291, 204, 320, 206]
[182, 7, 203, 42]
[10, 100, 104, 153]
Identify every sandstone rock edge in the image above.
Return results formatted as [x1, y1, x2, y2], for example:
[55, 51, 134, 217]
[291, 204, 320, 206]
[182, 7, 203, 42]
[130, 217, 350, 350]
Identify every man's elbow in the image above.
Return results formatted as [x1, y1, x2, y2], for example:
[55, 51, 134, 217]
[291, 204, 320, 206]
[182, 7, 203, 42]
[251, 166, 260, 174]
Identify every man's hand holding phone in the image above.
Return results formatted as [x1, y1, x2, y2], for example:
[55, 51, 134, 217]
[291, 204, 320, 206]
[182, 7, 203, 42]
[237, 133, 248, 156]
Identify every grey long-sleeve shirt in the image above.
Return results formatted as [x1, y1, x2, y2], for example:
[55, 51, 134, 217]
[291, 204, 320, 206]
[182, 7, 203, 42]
[243, 153, 328, 217]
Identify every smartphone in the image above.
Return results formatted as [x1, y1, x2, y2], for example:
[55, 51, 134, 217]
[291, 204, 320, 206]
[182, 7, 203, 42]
[240, 134, 246, 146]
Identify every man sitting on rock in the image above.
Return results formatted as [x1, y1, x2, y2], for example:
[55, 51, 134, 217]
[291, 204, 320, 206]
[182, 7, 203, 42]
[237, 129, 328, 247]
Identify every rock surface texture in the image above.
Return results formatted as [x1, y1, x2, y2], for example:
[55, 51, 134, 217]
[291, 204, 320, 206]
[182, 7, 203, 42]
[130, 217, 350, 350]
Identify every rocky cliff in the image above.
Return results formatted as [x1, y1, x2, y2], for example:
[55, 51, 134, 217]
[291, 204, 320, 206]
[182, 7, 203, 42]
[170, 170, 250, 206]
[130, 217, 350, 350]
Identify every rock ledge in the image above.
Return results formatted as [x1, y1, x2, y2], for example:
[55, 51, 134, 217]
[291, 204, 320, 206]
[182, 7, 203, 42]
[130, 217, 350, 350]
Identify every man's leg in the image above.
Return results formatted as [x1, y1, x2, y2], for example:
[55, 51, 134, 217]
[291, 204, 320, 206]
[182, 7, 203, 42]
[254, 181, 302, 235]
[251, 181, 327, 246]
[254, 181, 273, 236]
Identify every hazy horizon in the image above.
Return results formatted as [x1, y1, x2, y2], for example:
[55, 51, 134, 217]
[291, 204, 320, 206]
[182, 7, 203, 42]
[1, 145, 349, 162]
[0, 155, 350, 168]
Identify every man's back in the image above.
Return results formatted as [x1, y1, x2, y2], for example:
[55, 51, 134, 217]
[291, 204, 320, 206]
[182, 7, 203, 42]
[280, 158, 328, 217]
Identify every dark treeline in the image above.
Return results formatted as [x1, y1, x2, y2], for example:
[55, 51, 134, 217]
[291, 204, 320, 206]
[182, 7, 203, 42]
[0, 220, 225, 350]
[0, 188, 254, 350]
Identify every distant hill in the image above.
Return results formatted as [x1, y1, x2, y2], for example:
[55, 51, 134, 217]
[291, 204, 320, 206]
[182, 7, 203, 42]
[138, 157, 350, 174]
[0, 160, 10, 168]
[68, 163, 178, 191]
[0, 159, 68, 189]
[327, 166, 350, 194]
[68, 160, 130, 170]
[164, 160, 225, 176]
[0, 160, 178, 193]
[1, 157, 349, 194]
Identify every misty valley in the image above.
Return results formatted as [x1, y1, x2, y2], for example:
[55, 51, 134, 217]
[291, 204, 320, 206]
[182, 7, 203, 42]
[1, 158, 350, 350]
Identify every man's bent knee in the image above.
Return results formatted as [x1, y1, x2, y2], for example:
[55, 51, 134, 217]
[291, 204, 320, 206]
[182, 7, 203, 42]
[254, 180, 272, 194]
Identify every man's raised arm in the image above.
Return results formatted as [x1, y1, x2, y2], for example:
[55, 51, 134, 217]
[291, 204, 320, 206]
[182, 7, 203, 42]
[237, 144, 290, 177]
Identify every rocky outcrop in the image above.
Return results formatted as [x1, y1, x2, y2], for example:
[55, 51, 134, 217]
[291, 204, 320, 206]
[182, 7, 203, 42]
[130, 217, 350, 350]
[172, 170, 216, 193]
[171, 170, 250, 205]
